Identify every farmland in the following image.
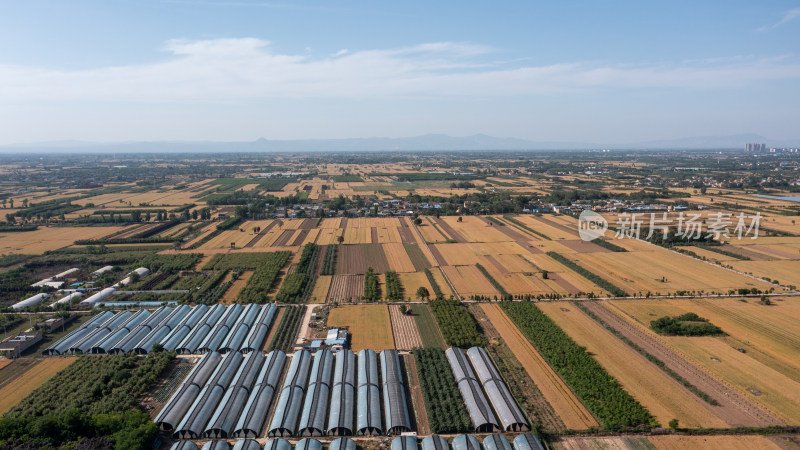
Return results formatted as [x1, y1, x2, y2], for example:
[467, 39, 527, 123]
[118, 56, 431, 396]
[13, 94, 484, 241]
[327, 304, 395, 351]
[2, 151, 800, 448]
[536, 302, 727, 428]
[0, 357, 76, 414]
[389, 304, 423, 350]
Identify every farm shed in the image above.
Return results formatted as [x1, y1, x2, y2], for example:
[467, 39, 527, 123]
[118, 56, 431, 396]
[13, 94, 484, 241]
[43, 310, 115, 355]
[79, 287, 115, 306]
[299, 349, 334, 436]
[0, 331, 41, 358]
[466, 346, 529, 432]
[483, 434, 513, 450]
[512, 434, 546, 450]
[327, 349, 356, 436]
[156, 351, 223, 431]
[391, 436, 418, 450]
[232, 440, 262, 450]
[12, 292, 49, 309]
[174, 351, 244, 439]
[452, 435, 482, 450]
[89, 309, 150, 353]
[422, 435, 449, 450]
[295, 439, 322, 450]
[356, 349, 383, 436]
[330, 437, 357, 450]
[52, 291, 82, 306]
[445, 347, 499, 433]
[234, 350, 287, 438]
[134, 304, 191, 354]
[162, 304, 210, 351]
[268, 349, 312, 437]
[380, 349, 412, 435]
[240, 303, 278, 353]
[68, 310, 132, 354]
[205, 350, 265, 438]
[177, 304, 226, 354]
[263, 439, 292, 450]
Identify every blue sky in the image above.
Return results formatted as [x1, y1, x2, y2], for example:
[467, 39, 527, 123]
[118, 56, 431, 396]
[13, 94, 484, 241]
[1, 0, 799, 145]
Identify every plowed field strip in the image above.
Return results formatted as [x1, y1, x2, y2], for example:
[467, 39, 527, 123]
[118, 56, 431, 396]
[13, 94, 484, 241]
[483, 254, 509, 274]
[404, 353, 430, 435]
[480, 303, 598, 430]
[290, 229, 309, 246]
[326, 274, 365, 302]
[479, 217, 530, 241]
[271, 230, 295, 247]
[398, 226, 416, 244]
[587, 301, 782, 427]
[389, 305, 424, 350]
[244, 221, 278, 247]
[371, 228, 379, 244]
[433, 217, 467, 243]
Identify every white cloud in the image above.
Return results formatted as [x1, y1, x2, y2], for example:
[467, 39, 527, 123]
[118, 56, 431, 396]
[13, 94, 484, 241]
[0, 38, 799, 103]
[757, 8, 800, 31]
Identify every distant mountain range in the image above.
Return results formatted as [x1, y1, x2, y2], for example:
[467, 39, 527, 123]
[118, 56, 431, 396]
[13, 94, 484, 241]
[1, 133, 797, 153]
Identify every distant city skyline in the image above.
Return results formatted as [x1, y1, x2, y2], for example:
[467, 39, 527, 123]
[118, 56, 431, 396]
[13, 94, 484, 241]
[1, 1, 799, 146]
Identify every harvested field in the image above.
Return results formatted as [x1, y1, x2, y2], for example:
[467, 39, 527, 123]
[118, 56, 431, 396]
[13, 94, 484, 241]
[590, 301, 783, 427]
[0, 226, 124, 254]
[383, 243, 416, 272]
[310, 275, 331, 303]
[606, 297, 800, 377]
[728, 260, 800, 287]
[550, 436, 653, 450]
[646, 435, 782, 450]
[397, 272, 436, 301]
[480, 303, 599, 430]
[442, 265, 500, 298]
[537, 302, 727, 428]
[326, 274, 365, 302]
[417, 221, 448, 243]
[327, 305, 394, 352]
[409, 304, 445, 348]
[221, 271, 252, 303]
[389, 305, 423, 350]
[570, 247, 775, 295]
[0, 357, 76, 414]
[428, 267, 456, 298]
[244, 220, 278, 247]
[432, 217, 466, 242]
[0, 359, 12, 371]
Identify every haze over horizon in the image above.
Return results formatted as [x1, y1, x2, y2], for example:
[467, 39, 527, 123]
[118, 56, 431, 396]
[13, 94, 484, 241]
[1, 1, 799, 146]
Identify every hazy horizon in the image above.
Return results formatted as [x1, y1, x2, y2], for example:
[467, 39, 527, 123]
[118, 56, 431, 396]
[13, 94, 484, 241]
[1, 1, 799, 145]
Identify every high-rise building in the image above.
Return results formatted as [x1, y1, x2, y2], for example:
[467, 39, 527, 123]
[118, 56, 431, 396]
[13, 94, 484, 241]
[744, 143, 765, 153]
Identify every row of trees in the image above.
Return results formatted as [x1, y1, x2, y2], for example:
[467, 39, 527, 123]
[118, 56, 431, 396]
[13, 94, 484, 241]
[500, 301, 654, 430]
[236, 251, 292, 304]
[275, 243, 320, 303]
[414, 347, 472, 433]
[429, 300, 486, 348]
[384, 271, 403, 301]
[363, 267, 381, 302]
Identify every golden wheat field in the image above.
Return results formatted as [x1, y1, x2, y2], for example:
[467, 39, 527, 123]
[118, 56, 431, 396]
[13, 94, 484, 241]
[606, 298, 800, 425]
